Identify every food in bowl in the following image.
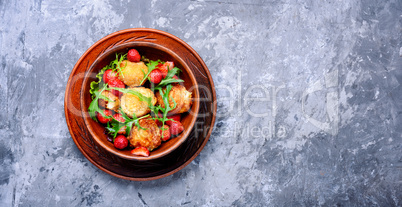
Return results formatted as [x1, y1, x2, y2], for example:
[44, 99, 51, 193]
[88, 49, 192, 157]
[156, 84, 192, 114]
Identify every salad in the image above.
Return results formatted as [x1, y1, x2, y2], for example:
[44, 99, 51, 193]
[88, 49, 192, 157]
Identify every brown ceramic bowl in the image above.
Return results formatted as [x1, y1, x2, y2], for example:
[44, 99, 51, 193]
[80, 40, 199, 161]
[65, 28, 216, 180]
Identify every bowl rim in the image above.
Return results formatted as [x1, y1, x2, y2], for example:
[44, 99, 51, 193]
[80, 41, 200, 161]
[64, 28, 217, 181]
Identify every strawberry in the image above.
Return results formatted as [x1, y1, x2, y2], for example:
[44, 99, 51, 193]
[165, 114, 181, 126]
[155, 62, 165, 72]
[127, 49, 141, 62]
[160, 125, 171, 141]
[112, 113, 127, 134]
[155, 119, 163, 127]
[153, 112, 163, 127]
[96, 109, 112, 124]
[169, 121, 184, 136]
[157, 61, 174, 79]
[149, 69, 162, 84]
[131, 146, 150, 157]
[165, 61, 174, 71]
[103, 69, 118, 84]
[108, 78, 125, 97]
[117, 126, 127, 135]
[113, 113, 126, 122]
[114, 135, 128, 149]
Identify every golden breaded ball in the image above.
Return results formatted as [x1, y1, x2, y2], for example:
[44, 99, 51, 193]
[120, 87, 157, 118]
[127, 118, 161, 151]
[118, 60, 148, 87]
[98, 90, 120, 112]
[156, 84, 192, 114]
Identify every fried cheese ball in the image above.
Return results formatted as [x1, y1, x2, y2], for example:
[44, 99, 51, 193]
[156, 84, 192, 114]
[127, 118, 161, 151]
[98, 90, 120, 112]
[120, 87, 157, 118]
[118, 60, 148, 87]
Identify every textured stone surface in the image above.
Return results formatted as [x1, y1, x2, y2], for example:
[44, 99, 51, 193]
[1, 0, 401, 206]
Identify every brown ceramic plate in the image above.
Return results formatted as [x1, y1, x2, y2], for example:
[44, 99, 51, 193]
[64, 28, 216, 181]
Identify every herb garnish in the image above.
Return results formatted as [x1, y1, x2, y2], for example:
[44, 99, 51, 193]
[152, 84, 178, 136]
[111, 53, 127, 78]
[154, 67, 184, 91]
[89, 53, 127, 98]
[139, 60, 161, 85]
[105, 111, 149, 139]
[88, 84, 111, 120]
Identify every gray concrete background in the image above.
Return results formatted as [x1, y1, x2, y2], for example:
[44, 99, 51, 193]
[1, 0, 402, 206]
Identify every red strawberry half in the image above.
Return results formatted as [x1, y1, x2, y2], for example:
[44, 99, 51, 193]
[165, 114, 181, 126]
[157, 61, 174, 79]
[169, 121, 184, 136]
[131, 146, 150, 157]
[113, 113, 126, 122]
[160, 125, 171, 141]
[108, 78, 125, 97]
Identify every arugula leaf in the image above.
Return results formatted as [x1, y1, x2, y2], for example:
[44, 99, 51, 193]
[141, 56, 150, 63]
[138, 59, 184, 90]
[105, 119, 126, 140]
[105, 122, 118, 138]
[140, 60, 162, 85]
[88, 84, 110, 120]
[111, 53, 127, 78]
[105, 110, 150, 139]
[157, 78, 184, 88]
[108, 87, 153, 106]
[165, 67, 181, 79]
[154, 67, 184, 91]
[120, 109, 147, 132]
[153, 84, 178, 137]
